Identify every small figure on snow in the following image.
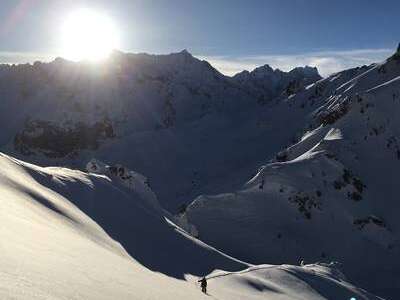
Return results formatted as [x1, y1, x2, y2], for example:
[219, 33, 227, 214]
[300, 259, 305, 266]
[198, 277, 207, 294]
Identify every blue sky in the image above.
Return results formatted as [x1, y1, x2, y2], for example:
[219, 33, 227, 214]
[0, 0, 398, 76]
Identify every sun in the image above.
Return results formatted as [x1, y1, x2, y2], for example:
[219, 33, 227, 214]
[60, 9, 120, 61]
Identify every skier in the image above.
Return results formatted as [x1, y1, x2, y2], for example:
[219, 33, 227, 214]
[198, 277, 207, 294]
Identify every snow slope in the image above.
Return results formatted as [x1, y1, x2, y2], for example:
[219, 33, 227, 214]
[0, 152, 210, 300]
[0, 152, 382, 299]
[0, 152, 247, 278]
[179, 51, 400, 299]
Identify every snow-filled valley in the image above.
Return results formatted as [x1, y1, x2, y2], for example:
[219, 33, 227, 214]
[1, 46, 400, 299]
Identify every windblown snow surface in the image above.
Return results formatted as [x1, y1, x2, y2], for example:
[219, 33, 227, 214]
[0, 153, 379, 299]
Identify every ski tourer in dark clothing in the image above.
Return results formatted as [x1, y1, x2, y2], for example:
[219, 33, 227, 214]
[198, 277, 207, 294]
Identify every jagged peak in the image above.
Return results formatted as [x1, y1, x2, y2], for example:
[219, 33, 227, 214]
[252, 64, 275, 74]
[242, 64, 319, 77]
[118, 49, 197, 62]
[234, 64, 321, 81]
[232, 64, 275, 80]
[289, 65, 321, 78]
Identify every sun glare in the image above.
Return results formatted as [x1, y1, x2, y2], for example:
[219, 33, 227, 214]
[60, 9, 120, 61]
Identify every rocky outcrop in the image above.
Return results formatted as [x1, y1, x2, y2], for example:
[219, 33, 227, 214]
[14, 119, 115, 158]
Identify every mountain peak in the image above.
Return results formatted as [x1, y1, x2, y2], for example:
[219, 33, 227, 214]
[179, 49, 191, 55]
[252, 64, 275, 74]
[231, 62, 322, 103]
[53, 57, 70, 64]
[289, 65, 320, 78]
[240, 64, 320, 80]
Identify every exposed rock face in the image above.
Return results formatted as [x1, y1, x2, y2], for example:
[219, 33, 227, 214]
[14, 119, 115, 158]
[354, 215, 386, 230]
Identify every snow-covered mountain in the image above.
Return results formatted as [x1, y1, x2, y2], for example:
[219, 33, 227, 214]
[233, 64, 321, 104]
[0, 50, 321, 212]
[0, 46, 399, 298]
[178, 48, 400, 298]
[0, 152, 381, 299]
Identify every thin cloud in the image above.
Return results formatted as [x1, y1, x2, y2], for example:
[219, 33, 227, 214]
[0, 51, 54, 64]
[198, 48, 393, 77]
